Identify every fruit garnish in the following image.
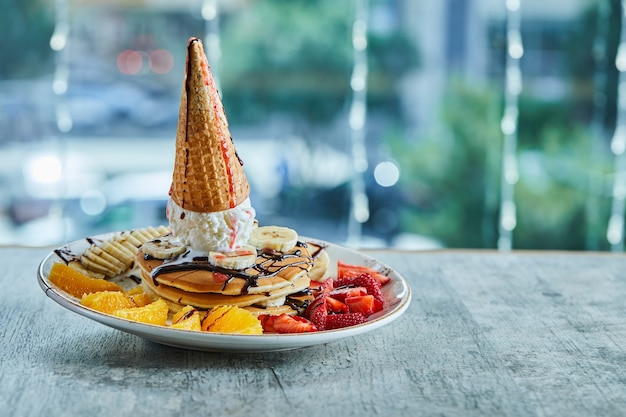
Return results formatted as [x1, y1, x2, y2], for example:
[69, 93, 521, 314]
[306, 295, 328, 331]
[249, 225, 298, 252]
[328, 286, 367, 302]
[208, 245, 257, 270]
[337, 260, 391, 286]
[142, 235, 187, 260]
[325, 312, 367, 330]
[302, 265, 388, 331]
[112, 298, 169, 326]
[259, 313, 317, 333]
[48, 262, 122, 298]
[201, 305, 263, 334]
[345, 295, 383, 317]
[334, 273, 385, 305]
[325, 296, 349, 314]
[170, 306, 202, 331]
[81, 291, 136, 314]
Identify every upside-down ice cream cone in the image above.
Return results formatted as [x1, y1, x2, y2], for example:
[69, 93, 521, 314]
[169, 37, 250, 213]
[166, 37, 256, 254]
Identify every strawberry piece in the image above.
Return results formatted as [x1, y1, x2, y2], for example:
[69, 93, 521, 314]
[213, 272, 230, 283]
[334, 273, 385, 306]
[309, 280, 324, 290]
[272, 314, 317, 333]
[329, 286, 367, 302]
[337, 260, 391, 286]
[259, 314, 317, 333]
[325, 312, 367, 330]
[305, 295, 328, 330]
[345, 295, 383, 317]
[258, 314, 277, 333]
[309, 278, 334, 298]
[326, 296, 349, 314]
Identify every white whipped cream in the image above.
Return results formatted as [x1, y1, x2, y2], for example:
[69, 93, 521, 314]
[167, 197, 256, 253]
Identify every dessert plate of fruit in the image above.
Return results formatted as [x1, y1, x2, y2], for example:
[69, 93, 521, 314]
[37, 227, 411, 352]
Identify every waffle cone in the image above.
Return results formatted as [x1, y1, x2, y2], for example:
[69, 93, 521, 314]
[169, 37, 250, 213]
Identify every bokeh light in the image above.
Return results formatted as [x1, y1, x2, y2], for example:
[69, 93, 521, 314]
[27, 155, 62, 184]
[149, 49, 174, 74]
[117, 50, 144, 75]
[373, 161, 400, 187]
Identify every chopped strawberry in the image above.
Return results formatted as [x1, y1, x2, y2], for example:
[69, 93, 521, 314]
[325, 296, 349, 314]
[334, 273, 385, 306]
[305, 295, 328, 330]
[345, 294, 383, 317]
[213, 272, 230, 283]
[259, 314, 317, 333]
[325, 312, 367, 330]
[309, 278, 334, 298]
[274, 314, 317, 333]
[329, 286, 367, 302]
[309, 280, 323, 290]
[337, 260, 391, 286]
[258, 314, 277, 333]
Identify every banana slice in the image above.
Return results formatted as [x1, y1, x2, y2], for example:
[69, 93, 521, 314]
[76, 226, 171, 277]
[249, 226, 298, 252]
[142, 236, 187, 260]
[308, 245, 330, 282]
[208, 245, 258, 270]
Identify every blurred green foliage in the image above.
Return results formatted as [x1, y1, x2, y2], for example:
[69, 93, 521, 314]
[382, 0, 620, 250]
[0, 0, 54, 78]
[387, 81, 502, 248]
[220, 0, 418, 125]
[388, 84, 614, 249]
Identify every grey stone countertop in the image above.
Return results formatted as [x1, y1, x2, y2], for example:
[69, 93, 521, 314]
[2, 246, 625, 417]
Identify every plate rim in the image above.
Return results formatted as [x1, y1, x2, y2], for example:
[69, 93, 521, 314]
[37, 232, 412, 352]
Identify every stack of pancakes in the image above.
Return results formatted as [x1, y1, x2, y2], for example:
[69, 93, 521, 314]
[138, 242, 326, 314]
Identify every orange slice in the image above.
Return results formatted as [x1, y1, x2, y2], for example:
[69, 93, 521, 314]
[201, 305, 263, 335]
[48, 262, 122, 298]
[170, 305, 202, 331]
[81, 291, 135, 314]
[112, 298, 169, 326]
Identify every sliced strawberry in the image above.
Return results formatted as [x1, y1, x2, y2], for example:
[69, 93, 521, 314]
[337, 260, 391, 286]
[325, 312, 367, 330]
[309, 280, 323, 290]
[345, 294, 383, 317]
[258, 314, 277, 333]
[334, 273, 385, 306]
[309, 278, 334, 298]
[329, 286, 367, 302]
[305, 295, 328, 330]
[213, 272, 230, 283]
[271, 314, 317, 333]
[326, 296, 349, 314]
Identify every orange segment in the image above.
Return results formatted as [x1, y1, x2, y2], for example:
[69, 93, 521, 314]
[122, 286, 154, 307]
[201, 305, 263, 335]
[127, 292, 154, 307]
[170, 306, 202, 331]
[81, 291, 135, 314]
[48, 262, 122, 298]
[112, 298, 169, 326]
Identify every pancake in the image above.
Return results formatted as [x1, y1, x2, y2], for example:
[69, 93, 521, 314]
[141, 273, 310, 311]
[136, 240, 328, 313]
[136, 242, 314, 296]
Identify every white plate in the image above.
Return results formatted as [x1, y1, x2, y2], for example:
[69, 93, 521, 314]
[37, 232, 411, 352]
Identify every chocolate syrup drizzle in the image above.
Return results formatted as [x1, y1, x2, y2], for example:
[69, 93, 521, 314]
[54, 237, 104, 264]
[148, 241, 315, 295]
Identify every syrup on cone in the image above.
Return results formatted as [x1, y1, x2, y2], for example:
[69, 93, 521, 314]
[169, 37, 250, 213]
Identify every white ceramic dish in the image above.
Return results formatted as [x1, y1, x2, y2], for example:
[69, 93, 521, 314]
[37, 232, 411, 352]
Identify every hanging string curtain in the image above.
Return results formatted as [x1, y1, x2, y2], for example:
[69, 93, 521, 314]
[497, 0, 523, 250]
